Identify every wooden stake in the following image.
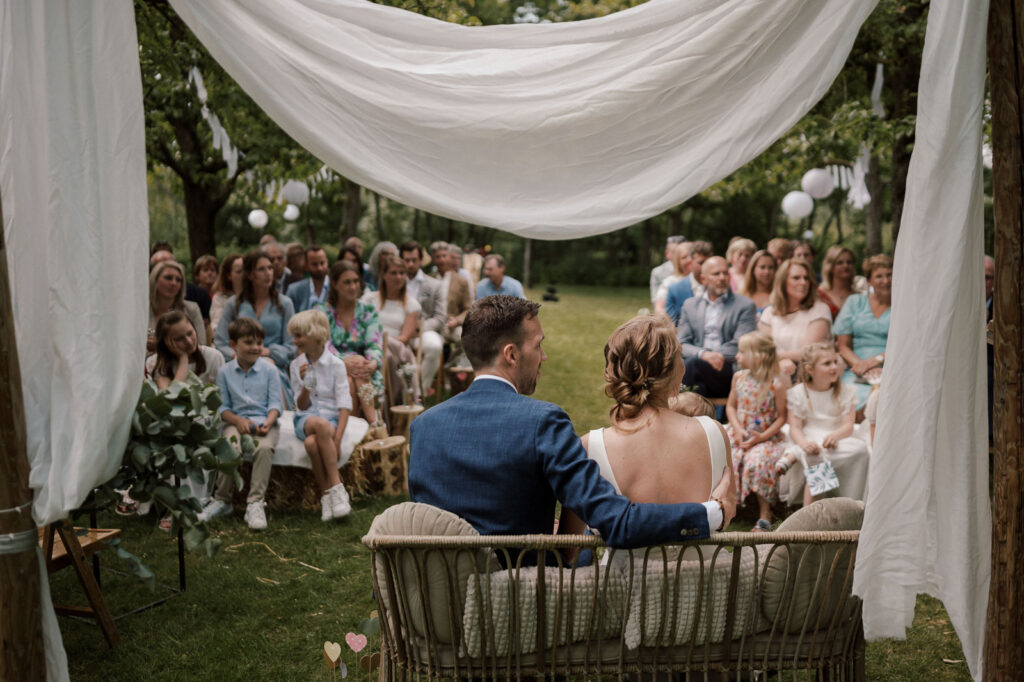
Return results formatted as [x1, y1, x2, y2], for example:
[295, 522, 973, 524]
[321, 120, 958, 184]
[0, 191, 46, 679]
[985, 0, 1024, 676]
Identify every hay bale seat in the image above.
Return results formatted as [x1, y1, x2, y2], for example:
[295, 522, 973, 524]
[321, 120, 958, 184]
[362, 499, 865, 680]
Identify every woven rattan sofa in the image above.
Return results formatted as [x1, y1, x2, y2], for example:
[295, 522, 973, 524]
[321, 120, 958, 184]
[363, 498, 865, 681]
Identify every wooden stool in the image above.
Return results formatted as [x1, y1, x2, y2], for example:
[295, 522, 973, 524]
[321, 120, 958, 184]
[389, 404, 424, 443]
[447, 366, 475, 396]
[358, 435, 408, 496]
[40, 520, 121, 647]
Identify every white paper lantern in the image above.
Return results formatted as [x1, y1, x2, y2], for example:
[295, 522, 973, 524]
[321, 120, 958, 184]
[801, 168, 834, 199]
[283, 204, 300, 221]
[781, 191, 814, 219]
[802, 229, 815, 241]
[281, 180, 310, 205]
[248, 209, 269, 229]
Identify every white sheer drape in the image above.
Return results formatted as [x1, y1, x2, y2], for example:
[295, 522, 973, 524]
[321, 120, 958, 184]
[0, 2, 148, 679]
[853, 1, 991, 679]
[0, 0, 992, 678]
[168, 0, 878, 239]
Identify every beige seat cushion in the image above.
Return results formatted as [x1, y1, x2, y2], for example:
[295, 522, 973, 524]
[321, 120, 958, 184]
[760, 498, 864, 633]
[463, 564, 628, 658]
[368, 502, 494, 645]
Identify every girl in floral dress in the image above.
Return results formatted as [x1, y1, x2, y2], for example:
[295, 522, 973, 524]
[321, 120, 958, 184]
[725, 331, 788, 531]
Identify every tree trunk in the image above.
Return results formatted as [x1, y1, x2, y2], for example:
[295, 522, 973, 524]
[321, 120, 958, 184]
[181, 178, 220, 268]
[0, 192, 46, 681]
[984, 0, 1024, 676]
[373, 192, 384, 242]
[343, 179, 361, 240]
[523, 238, 532, 289]
[865, 153, 884, 255]
[887, 2, 926, 248]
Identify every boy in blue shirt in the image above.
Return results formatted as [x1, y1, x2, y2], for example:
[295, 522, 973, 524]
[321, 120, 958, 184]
[199, 318, 282, 530]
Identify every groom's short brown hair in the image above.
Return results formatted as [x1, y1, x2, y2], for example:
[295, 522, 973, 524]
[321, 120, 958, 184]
[462, 296, 541, 369]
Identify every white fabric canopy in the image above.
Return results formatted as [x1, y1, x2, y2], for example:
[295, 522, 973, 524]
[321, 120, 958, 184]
[0, 1, 148, 679]
[0, 0, 993, 679]
[168, 0, 878, 239]
[852, 1, 991, 679]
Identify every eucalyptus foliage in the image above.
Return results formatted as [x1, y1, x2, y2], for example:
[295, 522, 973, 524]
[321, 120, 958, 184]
[93, 379, 250, 559]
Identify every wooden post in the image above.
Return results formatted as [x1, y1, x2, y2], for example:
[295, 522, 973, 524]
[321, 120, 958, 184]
[985, 0, 1024, 676]
[0, 192, 46, 679]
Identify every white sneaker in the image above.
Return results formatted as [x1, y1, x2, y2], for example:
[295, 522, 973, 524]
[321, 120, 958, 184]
[244, 501, 267, 530]
[328, 484, 351, 519]
[197, 499, 232, 522]
[320, 494, 333, 522]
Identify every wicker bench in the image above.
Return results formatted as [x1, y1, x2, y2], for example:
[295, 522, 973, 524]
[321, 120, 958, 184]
[363, 498, 865, 680]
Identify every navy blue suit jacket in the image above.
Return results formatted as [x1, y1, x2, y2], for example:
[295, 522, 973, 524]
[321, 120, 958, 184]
[409, 378, 709, 548]
[666, 277, 695, 326]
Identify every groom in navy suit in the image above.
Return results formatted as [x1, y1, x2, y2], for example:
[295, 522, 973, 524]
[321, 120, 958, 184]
[409, 296, 734, 549]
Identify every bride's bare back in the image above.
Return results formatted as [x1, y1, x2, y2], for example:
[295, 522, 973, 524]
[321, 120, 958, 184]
[585, 408, 718, 504]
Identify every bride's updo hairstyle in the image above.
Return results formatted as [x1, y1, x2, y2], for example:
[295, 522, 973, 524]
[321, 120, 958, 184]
[604, 315, 681, 423]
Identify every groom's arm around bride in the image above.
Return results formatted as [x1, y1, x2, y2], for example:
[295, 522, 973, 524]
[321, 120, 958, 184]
[408, 295, 735, 548]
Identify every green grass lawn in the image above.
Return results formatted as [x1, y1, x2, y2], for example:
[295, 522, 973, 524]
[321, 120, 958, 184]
[53, 285, 970, 681]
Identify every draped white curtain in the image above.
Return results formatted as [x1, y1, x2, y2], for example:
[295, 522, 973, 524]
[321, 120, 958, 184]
[0, 1, 148, 679]
[168, 0, 878, 239]
[853, 1, 991, 679]
[0, 0, 991, 679]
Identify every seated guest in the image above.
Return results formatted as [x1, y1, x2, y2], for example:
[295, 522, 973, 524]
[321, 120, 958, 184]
[338, 246, 366, 293]
[791, 240, 816, 270]
[287, 245, 331, 312]
[779, 342, 869, 505]
[209, 253, 243, 334]
[724, 331, 788, 531]
[431, 242, 472, 344]
[677, 257, 757, 399]
[288, 310, 352, 522]
[663, 240, 713, 323]
[476, 254, 525, 299]
[725, 238, 757, 293]
[650, 235, 686, 305]
[193, 255, 218, 297]
[214, 251, 296, 406]
[149, 260, 206, 352]
[365, 241, 398, 293]
[766, 238, 793, 264]
[400, 241, 445, 393]
[409, 297, 735, 554]
[200, 318, 282, 530]
[817, 245, 862, 319]
[285, 242, 306, 283]
[316, 260, 383, 425]
[740, 250, 777, 312]
[557, 314, 735, 546]
[146, 310, 223, 388]
[669, 391, 716, 418]
[361, 255, 421, 403]
[344, 236, 363, 260]
[833, 253, 893, 410]
[654, 241, 692, 316]
[262, 241, 293, 294]
[758, 258, 831, 378]
[151, 246, 211, 323]
[448, 244, 477, 297]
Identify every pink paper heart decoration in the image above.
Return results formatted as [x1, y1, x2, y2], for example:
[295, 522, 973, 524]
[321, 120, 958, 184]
[345, 632, 368, 653]
[456, 372, 467, 381]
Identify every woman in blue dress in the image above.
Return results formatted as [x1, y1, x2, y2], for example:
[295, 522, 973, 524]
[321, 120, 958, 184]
[833, 254, 893, 411]
[215, 250, 296, 405]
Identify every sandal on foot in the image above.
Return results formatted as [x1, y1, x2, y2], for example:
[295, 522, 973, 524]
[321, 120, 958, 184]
[752, 519, 772, 533]
[158, 515, 172, 532]
[116, 498, 138, 516]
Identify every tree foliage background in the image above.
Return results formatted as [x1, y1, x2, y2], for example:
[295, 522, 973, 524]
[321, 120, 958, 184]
[140, 0, 993, 284]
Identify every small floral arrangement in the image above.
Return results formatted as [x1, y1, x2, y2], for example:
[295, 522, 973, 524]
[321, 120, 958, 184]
[398, 362, 417, 382]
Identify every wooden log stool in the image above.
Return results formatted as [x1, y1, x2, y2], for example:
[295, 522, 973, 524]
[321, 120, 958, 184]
[447, 365, 475, 396]
[357, 435, 408, 496]
[383, 405, 423, 493]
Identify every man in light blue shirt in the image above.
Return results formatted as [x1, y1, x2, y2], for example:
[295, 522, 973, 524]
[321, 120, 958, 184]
[476, 254, 525, 299]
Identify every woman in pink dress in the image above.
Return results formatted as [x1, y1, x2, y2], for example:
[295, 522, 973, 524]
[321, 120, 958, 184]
[757, 258, 832, 379]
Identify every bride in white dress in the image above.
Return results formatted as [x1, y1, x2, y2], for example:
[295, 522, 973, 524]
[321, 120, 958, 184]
[558, 315, 734, 554]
